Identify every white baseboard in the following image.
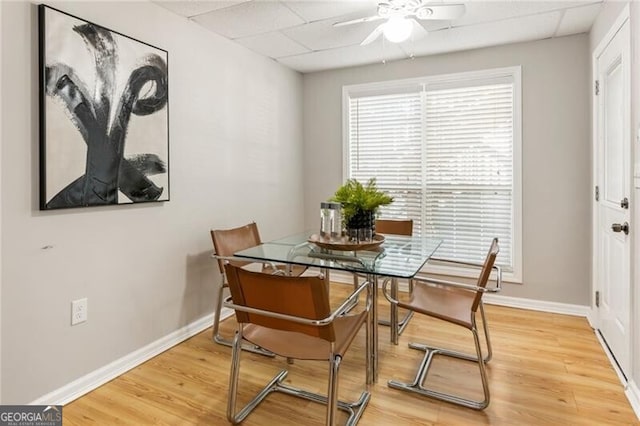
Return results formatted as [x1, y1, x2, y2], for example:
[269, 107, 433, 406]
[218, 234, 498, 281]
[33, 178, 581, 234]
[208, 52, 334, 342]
[220, 307, 234, 321]
[594, 331, 640, 421]
[482, 293, 590, 317]
[31, 313, 215, 406]
[595, 329, 628, 386]
[586, 308, 597, 329]
[627, 380, 640, 420]
[330, 271, 591, 317]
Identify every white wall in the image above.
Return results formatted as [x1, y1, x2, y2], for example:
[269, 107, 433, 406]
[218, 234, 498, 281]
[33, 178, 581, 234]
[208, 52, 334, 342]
[302, 34, 591, 306]
[0, 1, 304, 403]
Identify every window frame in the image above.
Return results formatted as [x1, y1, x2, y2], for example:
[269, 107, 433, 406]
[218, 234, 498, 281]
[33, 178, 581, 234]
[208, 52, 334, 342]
[342, 66, 522, 283]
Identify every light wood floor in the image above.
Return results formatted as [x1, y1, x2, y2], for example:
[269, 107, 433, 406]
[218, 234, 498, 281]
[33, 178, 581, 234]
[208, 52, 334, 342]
[64, 283, 639, 425]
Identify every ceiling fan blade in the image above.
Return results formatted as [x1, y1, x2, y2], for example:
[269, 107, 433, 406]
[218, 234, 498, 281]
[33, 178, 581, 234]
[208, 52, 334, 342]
[334, 15, 384, 27]
[409, 19, 428, 41]
[418, 4, 466, 21]
[361, 23, 385, 46]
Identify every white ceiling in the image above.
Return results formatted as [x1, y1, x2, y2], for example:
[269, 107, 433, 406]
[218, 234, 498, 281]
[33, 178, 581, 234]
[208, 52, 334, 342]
[153, 0, 603, 73]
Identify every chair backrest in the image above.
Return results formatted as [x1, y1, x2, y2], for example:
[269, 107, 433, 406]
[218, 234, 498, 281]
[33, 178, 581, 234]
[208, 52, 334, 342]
[375, 219, 413, 236]
[472, 238, 500, 312]
[211, 222, 262, 272]
[225, 264, 336, 342]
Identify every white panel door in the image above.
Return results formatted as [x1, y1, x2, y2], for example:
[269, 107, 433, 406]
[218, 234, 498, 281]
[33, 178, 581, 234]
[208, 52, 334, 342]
[596, 19, 631, 377]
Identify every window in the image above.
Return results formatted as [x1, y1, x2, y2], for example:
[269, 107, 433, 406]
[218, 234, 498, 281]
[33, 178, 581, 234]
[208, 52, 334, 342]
[343, 67, 521, 281]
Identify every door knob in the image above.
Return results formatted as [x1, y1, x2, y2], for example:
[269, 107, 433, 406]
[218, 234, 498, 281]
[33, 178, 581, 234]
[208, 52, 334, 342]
[611, 222, 630, 235]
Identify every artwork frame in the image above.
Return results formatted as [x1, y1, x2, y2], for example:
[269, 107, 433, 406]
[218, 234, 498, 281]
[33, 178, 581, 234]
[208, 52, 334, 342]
[38, 5, 170, 210]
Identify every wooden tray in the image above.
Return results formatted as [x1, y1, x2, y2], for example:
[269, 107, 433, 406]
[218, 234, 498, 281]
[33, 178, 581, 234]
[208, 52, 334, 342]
[308, 234, 385, 251]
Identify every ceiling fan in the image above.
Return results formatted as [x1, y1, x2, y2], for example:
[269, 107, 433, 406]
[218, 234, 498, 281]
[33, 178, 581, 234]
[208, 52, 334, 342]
[334, 0, 466, 45]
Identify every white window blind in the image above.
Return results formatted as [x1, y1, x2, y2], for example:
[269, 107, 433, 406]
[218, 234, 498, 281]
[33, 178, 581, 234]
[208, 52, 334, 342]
[346, 69, 519, 276]
[348, 92, 424, 230]
[423, 82, 513, 269]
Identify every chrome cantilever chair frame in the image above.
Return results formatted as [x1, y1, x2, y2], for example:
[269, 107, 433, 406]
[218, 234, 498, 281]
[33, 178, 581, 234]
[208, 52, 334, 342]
[211, 223, 265, 355]
[212, 254, 282, 357]
[211, 222, 303, 357]
[382, 242, 502, 410]
[353, 219, 414, 344]
[224, 267, 372, 426]
[379, 276, 414, 345]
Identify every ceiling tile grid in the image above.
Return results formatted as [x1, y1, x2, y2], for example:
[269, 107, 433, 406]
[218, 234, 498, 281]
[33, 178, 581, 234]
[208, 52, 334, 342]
[153, 0, 603, 73]
[405, 9, 564, 58]
[283, 0, 378, 22]
[192, 1, 306, 38]
[155, 0, 252, 18]
[555, 2, 603, 37]
[277, 39, 407, 72]
[236, 30, 312, 57]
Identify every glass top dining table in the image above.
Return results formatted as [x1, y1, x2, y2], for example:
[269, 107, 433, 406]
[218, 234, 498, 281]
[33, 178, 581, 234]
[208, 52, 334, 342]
[233, 230, 443, 383]
[234, 231, 442, 279]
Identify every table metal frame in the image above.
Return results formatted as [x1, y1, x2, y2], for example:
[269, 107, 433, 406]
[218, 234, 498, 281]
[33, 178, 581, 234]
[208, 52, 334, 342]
[233, 231, 442, 383]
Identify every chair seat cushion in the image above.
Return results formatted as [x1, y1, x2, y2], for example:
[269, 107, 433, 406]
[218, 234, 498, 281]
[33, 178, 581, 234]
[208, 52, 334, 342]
[242, 311, 367, 360]
[399, 283, 475, 329]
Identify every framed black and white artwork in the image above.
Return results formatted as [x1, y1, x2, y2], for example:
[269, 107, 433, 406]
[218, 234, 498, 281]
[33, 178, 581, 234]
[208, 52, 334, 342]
[38, 5, 169, 210]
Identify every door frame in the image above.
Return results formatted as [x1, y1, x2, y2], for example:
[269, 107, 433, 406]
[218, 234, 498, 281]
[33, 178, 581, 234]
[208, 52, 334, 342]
[591, 3, 632, 384]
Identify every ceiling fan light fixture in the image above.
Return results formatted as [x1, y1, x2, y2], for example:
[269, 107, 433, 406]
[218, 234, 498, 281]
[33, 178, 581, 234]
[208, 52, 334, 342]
[415, 7, 432, 20]
[383, 16, 412, 43]
[378, 3, 391, 17]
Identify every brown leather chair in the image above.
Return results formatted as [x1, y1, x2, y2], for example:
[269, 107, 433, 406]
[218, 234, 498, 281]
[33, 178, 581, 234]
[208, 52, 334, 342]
[375, 218, 413, 237]
[382, 238, 501, 410]
[354, 219, 414, 344]
[223, 264, 371, 425]
[210, 222, 305, 355]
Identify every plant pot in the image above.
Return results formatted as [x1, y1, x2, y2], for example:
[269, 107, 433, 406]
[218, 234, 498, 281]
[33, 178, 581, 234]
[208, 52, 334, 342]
[346, 210, 375, 242]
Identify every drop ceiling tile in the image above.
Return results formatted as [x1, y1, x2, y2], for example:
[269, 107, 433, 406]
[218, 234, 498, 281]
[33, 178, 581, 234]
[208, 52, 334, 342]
[283, 16, 383, 50]
[277, 41, 406, 72]
[236, 31, 312, 58]
[454, 1, 594, 27]
[283, 0, 378, 22]
[193, 1, 305, 39]
[153, 0, 251, 18]
[155, 0, 604, 73]
[415, 19, 454, 33]
[406, 10, 562, 58]
[555, 3, 602, 36]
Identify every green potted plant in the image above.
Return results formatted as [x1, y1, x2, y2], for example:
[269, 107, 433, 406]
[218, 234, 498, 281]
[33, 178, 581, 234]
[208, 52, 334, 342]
[330, 178, 393, 240]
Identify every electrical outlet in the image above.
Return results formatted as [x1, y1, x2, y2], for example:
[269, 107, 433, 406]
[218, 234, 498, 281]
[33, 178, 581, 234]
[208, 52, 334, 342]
[71, 298, 88, 325]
